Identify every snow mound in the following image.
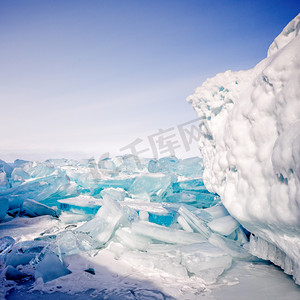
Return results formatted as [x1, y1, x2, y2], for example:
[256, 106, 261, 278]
[187, 13, 300, 283]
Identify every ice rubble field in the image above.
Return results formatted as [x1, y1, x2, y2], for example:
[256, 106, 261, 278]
[0, 156, 300, 300]
[0, 156, 251, 298]
[188, 13, 300, 285]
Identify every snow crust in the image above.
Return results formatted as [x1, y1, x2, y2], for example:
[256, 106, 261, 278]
[187, 13, 300, 283]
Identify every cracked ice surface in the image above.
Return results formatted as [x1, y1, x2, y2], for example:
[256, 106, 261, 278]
[0, 155, 255, 299]
[1, 154, 299, 299]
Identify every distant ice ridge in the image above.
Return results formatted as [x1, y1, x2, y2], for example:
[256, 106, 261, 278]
[188, 13, 300, 283]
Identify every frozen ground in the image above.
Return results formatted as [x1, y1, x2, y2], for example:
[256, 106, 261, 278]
[6, 257, 300, 300]
[2, 215, 300, 299]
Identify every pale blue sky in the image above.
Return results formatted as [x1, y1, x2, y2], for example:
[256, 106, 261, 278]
[0, 1, 299, 161]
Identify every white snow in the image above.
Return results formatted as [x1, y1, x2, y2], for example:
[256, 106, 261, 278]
[0, 216, 61, 243]
[207, 215, 240, 236]
[188, 13, 300, 283]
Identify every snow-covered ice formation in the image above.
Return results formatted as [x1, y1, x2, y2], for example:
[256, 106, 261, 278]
[188, 13, 300, 283]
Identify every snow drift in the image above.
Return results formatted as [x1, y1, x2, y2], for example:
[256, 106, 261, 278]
[187, 13, 300, 283]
